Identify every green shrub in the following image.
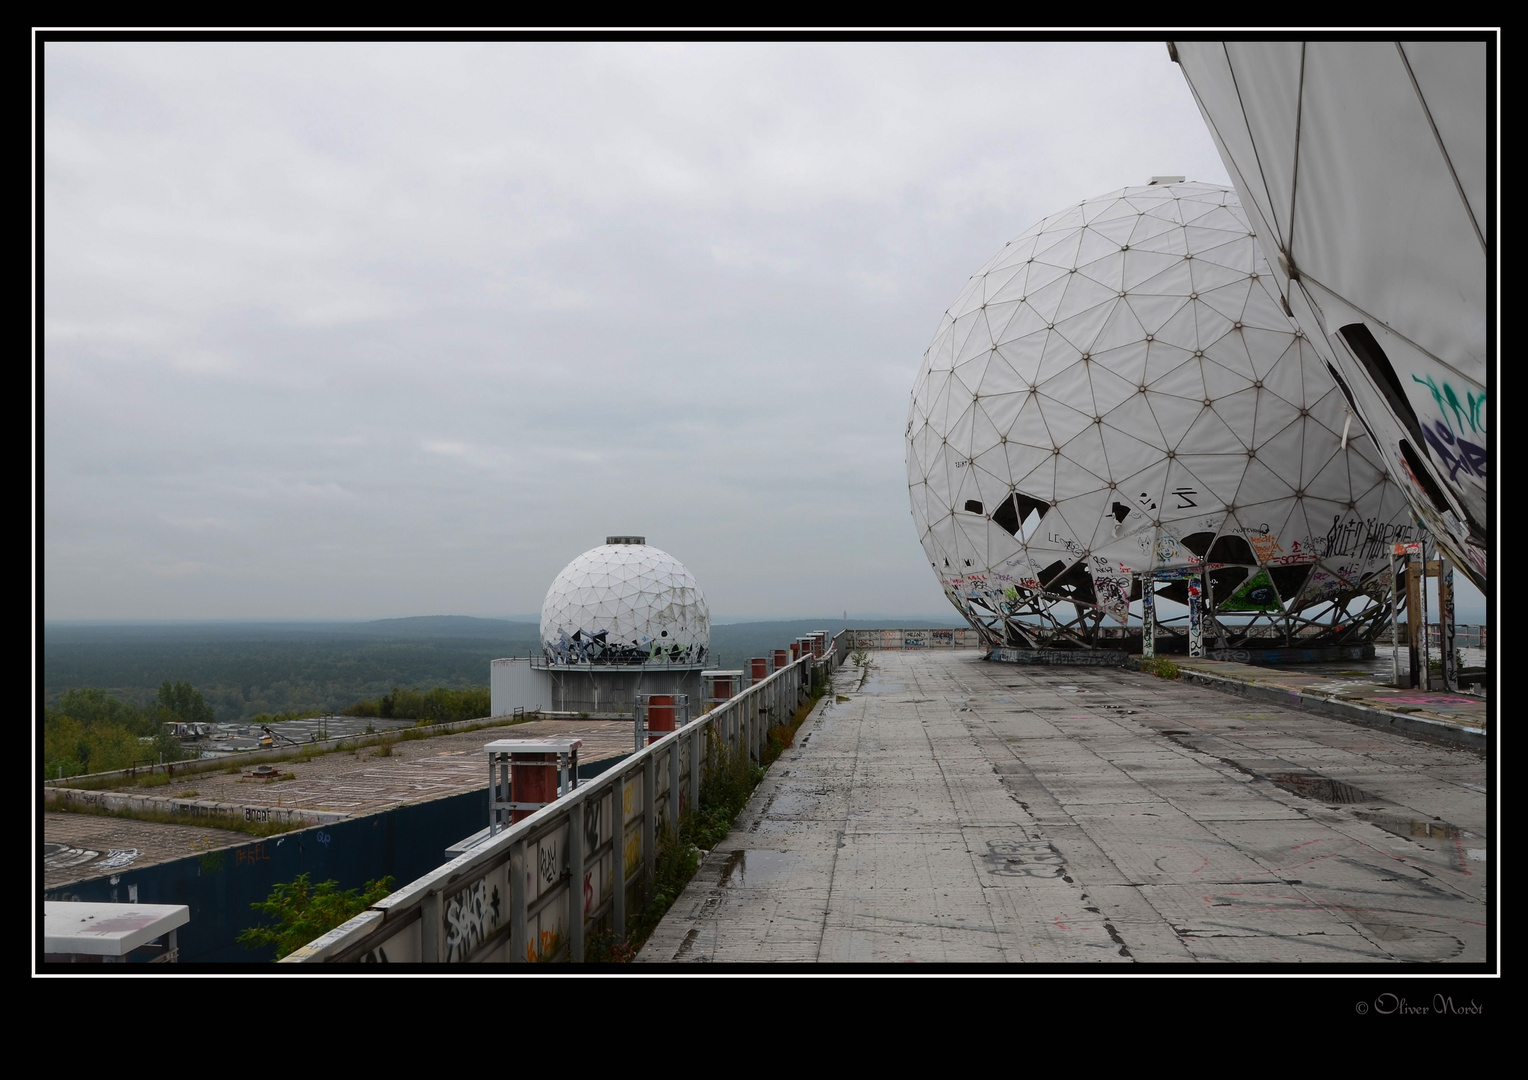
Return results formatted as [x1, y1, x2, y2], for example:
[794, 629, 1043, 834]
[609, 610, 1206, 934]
[238, 873, 395, 960]
[341, 686, 491, 724]
[1142, 657, 1182, 679]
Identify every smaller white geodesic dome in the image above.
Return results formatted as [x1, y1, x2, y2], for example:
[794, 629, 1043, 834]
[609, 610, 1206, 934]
[540, 538, 710, 665]
[906, 181, 1415, 649]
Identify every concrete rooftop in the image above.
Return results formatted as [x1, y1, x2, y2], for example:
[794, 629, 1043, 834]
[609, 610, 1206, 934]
[639, 649, 1488, 964]
[42, 717, 635, 889]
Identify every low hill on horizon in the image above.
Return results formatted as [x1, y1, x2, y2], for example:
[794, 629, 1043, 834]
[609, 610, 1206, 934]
[42, 616, 970, 724]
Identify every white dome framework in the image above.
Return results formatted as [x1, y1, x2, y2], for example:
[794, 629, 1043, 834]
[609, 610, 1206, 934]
[540, 538, 711, 666]
[906, 182, 1416, 651]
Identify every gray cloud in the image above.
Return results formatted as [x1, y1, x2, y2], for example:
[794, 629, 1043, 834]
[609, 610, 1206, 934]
[45, 40, 1260, 620]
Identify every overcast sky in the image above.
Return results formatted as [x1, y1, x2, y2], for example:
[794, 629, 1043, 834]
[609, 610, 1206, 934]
[37, 39, 1487, 622]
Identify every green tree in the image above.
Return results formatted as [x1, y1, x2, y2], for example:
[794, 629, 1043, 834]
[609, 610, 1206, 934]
[340, 685, 490, 724]
[42, 713, 87, 779]
[238, 873, 395, 960]
[43, 686, 196, 780]
[156, 680, 216, 725]
[55, 687, 152, 735]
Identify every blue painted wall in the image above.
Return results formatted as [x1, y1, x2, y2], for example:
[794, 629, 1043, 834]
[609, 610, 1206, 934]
[46, 788, 487, 963]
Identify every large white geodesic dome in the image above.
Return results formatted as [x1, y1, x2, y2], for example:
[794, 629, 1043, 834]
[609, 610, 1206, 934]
[906, 181, 1416, 650]
[540, 539, 710, 665]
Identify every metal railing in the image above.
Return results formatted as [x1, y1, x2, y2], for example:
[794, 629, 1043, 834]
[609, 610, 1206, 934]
[285, 630, 849, 963]
[1372, 623, 1488, 649]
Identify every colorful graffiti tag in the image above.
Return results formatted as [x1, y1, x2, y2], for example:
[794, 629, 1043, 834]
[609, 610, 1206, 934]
[1412, 373, 1487, 486]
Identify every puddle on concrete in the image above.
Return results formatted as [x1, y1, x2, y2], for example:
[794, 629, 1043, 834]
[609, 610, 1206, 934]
[1266, 772, 1377, 804]
[1355, 812, 1474, 842]
[719, 849, 798, 888]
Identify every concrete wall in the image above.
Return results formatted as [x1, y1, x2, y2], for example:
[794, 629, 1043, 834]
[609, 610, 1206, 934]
[851, 628, 983, 649]
[492, 658, 706, 716]
[543, 666, 703, 714]
[491, 658, 553, 716]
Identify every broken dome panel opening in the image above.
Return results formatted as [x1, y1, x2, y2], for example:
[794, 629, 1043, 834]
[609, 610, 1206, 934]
[991, 492, 1050, 542]
[1399, 439, 1454, 517]
[1037, 560, 1069, 588]
[1206, 534, 1257, 565]
[1208, 565, 1251, 601]
[1267, 564, 1313, 602]
[1045, 562, 1096, 605]
[1339, 323, 1426, 449]
[1181, 531, 1216, 557]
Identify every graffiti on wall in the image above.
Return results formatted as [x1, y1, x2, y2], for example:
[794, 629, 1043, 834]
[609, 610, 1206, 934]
[1089, 559, 1132, 625]
[1300, 568, 1345, 605]
[1220, 570, 1280, 611]
[97, 849, 142, 871]
[1294, 514, 1416, 564]
[545, 628, 707, 667]
[444, 876, 502, 962]
[1412, 373, 1487, 486]
[236, 843, 271, 867]
[1187, 579, 1204, 657]
[1245, 532, 1282, 563]
[989, 648, 1127, 666]
[533, 832, 564, 902]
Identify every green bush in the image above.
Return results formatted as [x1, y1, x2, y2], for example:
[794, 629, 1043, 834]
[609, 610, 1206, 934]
[341, 686, 490, 724]
[238, 873, 395, 960]
[1142, 657, 1182, 679]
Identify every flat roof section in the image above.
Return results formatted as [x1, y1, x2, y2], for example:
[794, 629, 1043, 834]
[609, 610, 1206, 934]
[43, 717, 634, 890]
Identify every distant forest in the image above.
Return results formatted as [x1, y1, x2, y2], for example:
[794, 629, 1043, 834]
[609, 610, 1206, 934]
[43, 616, 964, 724]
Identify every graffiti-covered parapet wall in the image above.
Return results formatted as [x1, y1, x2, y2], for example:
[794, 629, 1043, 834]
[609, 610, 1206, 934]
[284, 630, 850, 964]
[43, 787, 348, 828]
[849, 628, 983, 650]
[988, 648, 1129, 666]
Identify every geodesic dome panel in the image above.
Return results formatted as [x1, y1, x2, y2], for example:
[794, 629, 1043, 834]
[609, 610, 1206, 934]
[1172, 41, 1489, 591]
[540, 541, 710, 665]
[906, 181, 1416, 649]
